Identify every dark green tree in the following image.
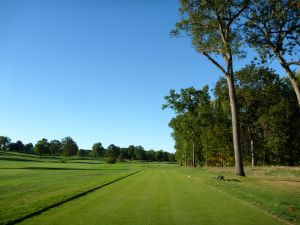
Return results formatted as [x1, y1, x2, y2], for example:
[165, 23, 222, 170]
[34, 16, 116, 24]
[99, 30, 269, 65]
[134, 146, 145, 161]
[0, 136, 11, 151]
[34, 138, 50, 155]
[119, 148, 129, 161]
[49, 140, 62, 156]
[24, 143, 34, 153]
[128, 145, 135, 160]
[61, 137, 78, 157]
[90, 142, 105, 157]
[106, 144, 120, 159]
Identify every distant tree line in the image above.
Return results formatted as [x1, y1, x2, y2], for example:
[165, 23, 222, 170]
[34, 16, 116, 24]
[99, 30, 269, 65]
[164, 66, 300, 167]
[0, 136, 175, 162]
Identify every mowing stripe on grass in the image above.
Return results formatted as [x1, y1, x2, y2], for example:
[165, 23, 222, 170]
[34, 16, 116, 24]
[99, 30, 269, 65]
[6, 170, 142, 225]
[19, 169, 284, 225]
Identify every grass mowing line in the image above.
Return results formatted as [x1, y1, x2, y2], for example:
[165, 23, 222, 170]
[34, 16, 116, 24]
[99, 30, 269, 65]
[6, 170, 142, 225]
[190, 176, 290, 225]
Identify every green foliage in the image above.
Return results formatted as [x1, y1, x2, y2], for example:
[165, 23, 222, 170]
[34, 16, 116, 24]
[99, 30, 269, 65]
[244, 0, 299, 63]
[61, 137, 78, 157]
[106, 144, 120, 159]
[49, 140, 61, 156]
[133, 146, 145, 161]
[77, 149, 88, 157]
[90, 142, 105, 157]
[172, 0, 249, 60]
[0, 136, 11, 151]
[34, 138, 50, 156]
[165, 65, 300, 166]
[106, 157, 117, 164]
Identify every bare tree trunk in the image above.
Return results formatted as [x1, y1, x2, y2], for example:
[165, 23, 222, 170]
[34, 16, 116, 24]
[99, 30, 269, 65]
[276, 54, 300, 107]
[288, 73, 300, 107]
[226, 73, 245, 176]
[250, 139, 254, 167]
[247, 126, 255, 167]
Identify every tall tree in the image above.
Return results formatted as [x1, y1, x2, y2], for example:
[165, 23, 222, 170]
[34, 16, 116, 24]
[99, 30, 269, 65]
[134, 146, 145, 161]
[61, 137, 78, 157]
[0, 136, 11, 151]
[172, 0, 249, 175]
[34, 138, 50, 155]
[49, 140, 62, 156]
[235, 65, 282, 167]
[24, 143, 34, 153]
[91, 142, 105, 157]
[106, 144, 120, 159]
[245, 0, 300, 106]
[164, 86, 210, 167]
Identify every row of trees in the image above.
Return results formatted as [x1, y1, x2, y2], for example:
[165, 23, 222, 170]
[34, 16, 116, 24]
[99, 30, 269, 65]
[0, 136, 175, 162]
[172, 0, 300, 175]
[163, 66, 300, 167]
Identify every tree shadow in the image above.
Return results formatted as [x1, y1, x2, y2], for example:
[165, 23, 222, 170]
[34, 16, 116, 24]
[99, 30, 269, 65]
[0, 157, 42, 162]
[0, 167, 127, 171]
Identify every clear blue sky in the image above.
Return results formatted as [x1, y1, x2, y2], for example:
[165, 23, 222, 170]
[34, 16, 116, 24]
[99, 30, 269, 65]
[0, 0, 285, 152]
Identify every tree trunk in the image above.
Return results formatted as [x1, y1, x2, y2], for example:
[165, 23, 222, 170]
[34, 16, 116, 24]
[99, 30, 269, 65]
[250, 139, 254, 167]
[276, 54, 300, 107]
[226, 73, 245, 176]
[192, 142, 195, 167]
[247, 126, 255, 167]
[288, 72, 300, 107]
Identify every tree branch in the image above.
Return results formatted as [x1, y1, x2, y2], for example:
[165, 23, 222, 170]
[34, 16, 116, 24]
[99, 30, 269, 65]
[227, 0, 250, 28]
[288, 61, 300, 66]
[202, 52, 227, 75]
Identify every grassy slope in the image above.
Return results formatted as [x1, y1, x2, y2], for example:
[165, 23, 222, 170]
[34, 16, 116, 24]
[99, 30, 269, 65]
[0, 152, 138, 225]
[20, 167, 283, 225]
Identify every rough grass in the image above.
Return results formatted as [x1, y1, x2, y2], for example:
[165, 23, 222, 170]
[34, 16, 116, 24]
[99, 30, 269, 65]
[205, 166, 300, 178]
[201, 166, 300, 224]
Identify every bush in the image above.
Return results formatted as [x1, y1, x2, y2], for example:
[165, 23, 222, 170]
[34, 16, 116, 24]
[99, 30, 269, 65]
[106, 157, 116, 164]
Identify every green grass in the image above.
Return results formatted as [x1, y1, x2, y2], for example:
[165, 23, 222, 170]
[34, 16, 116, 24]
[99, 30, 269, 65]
[19, 168, 283, 225]
[1, 152, 299, 225]
[178, 167, 300, 224]
[0, 152, 139, 225]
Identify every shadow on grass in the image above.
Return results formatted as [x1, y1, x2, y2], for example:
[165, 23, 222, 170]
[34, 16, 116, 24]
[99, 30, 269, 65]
[6, 170, 142, 225]
[0, 167, 129, 171]
[226, 179, 241, 182]
[0, 157, 42, 162]
[69, 161, 104, 165]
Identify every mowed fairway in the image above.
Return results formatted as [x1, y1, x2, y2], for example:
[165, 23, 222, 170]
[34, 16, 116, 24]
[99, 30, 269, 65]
[0, 152, 138, 225]
[19, 168, 283, 225]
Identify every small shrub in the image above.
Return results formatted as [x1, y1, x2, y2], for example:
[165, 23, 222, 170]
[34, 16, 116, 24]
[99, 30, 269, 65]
[106, 157, 116, 164]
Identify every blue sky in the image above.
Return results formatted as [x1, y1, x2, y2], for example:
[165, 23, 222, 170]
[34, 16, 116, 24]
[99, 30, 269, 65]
[0, 0, 286, 151]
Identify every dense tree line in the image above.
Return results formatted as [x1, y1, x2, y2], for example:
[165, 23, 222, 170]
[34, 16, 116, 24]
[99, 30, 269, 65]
[172, 0, 299, 174]
[164, 66, 300, 167]
[0, 136, 175, 162]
